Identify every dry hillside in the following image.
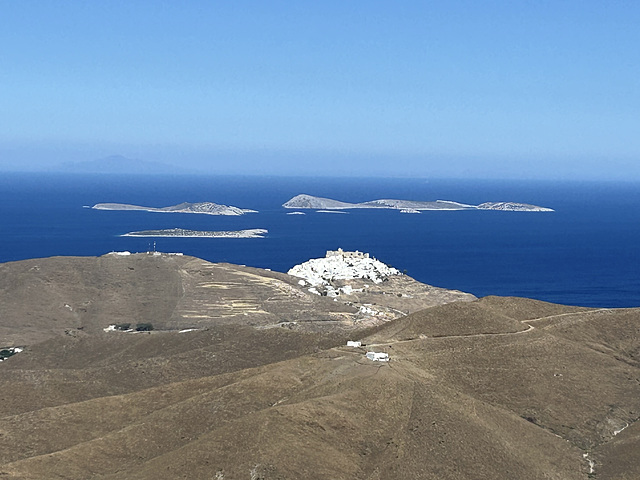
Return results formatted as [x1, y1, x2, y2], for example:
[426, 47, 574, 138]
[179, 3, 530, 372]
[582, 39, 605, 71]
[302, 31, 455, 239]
[0, 254, 638, 479]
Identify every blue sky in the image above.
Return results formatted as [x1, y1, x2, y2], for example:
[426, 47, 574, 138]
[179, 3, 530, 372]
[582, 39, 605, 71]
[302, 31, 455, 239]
[1, 1, 639, 179]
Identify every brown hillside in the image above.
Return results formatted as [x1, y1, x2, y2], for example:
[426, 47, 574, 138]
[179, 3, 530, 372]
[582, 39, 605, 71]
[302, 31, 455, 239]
[0, 253, 473, 346]
[0, 254, 638, 479]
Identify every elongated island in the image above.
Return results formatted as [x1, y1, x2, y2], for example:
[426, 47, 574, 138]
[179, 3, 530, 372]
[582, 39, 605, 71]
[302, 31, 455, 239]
[283, 194, 554, 212]
[121, 228, 267, 238]
[92, 201, 256, 215]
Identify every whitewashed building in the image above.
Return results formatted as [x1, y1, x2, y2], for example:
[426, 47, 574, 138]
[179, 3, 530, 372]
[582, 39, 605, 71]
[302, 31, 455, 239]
[366, 352, 389, 362]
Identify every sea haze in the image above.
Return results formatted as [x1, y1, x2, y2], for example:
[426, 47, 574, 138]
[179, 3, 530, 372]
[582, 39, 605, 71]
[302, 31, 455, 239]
[1, 173, 638, 308]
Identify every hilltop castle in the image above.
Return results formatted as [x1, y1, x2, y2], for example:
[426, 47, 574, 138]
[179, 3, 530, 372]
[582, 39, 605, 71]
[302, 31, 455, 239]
[325, 248, 370, 259]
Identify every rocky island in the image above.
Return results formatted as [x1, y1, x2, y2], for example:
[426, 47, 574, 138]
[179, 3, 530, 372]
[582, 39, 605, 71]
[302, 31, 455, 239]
[122, 228, 267, 238]
[476, 201, 553, 211]
[283, 194, 553, 212]
[92, 201, 257, 215]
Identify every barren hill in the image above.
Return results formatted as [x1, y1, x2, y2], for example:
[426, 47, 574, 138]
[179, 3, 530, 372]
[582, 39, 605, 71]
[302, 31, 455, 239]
[0, 252, 472, 345]
[1, 254, 639, 479]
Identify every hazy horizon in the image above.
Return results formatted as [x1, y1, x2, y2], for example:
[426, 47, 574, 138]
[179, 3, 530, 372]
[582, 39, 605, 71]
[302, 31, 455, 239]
[2, 2, 639, 181]
[2, 151, 638, 182]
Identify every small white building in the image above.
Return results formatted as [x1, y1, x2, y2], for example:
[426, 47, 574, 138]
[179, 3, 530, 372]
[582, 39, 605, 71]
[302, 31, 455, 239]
[366, 351, 389, 362]
[346, 341, 362, 347]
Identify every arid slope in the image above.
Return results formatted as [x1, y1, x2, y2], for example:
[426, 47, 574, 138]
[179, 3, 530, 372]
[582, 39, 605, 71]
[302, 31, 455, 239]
[0, 255, 638, 479]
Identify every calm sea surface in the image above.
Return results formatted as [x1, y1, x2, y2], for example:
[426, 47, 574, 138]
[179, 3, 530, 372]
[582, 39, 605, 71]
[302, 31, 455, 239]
[1, 173, 639, 308]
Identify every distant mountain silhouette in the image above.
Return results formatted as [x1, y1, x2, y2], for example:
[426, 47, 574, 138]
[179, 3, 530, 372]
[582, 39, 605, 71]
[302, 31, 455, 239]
[56, 155, 186, 174]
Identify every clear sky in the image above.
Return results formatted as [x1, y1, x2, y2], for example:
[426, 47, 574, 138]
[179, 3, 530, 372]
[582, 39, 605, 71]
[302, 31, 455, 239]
[1, 1, 639, 179]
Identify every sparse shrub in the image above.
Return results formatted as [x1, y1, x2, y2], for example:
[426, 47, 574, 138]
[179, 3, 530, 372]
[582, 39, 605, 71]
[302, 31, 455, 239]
[114, 323, 131, 331]
[135, 323, 154, 332]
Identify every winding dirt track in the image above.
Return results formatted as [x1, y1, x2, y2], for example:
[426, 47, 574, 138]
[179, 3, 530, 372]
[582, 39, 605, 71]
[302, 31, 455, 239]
[366, 308, 613, 348]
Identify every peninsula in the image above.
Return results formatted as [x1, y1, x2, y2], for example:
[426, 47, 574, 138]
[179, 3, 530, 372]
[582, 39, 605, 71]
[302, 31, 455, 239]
[122, 228, 267, 238]
[283, 194, 553, 212]
[92, 201, 257, 215]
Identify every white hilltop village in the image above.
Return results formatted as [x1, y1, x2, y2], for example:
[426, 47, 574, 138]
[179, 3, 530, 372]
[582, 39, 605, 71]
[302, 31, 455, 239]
[288, 248, 402, 297]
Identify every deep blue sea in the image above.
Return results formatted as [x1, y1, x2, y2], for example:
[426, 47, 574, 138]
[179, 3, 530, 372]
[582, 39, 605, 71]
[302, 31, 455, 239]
[1, 173, 639, 308]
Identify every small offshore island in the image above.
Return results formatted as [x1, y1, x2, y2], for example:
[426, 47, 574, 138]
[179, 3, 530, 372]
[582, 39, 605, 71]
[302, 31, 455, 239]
[283, 194, 554, 212]
[122, 228, 267, 238]
[92, 201, 256, 215]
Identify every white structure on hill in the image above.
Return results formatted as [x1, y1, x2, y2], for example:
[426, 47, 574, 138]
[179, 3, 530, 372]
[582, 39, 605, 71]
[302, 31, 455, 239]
[288, 248, 401, 297]
[326, 248, 369, 259]
[366, 352, 389, 362]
